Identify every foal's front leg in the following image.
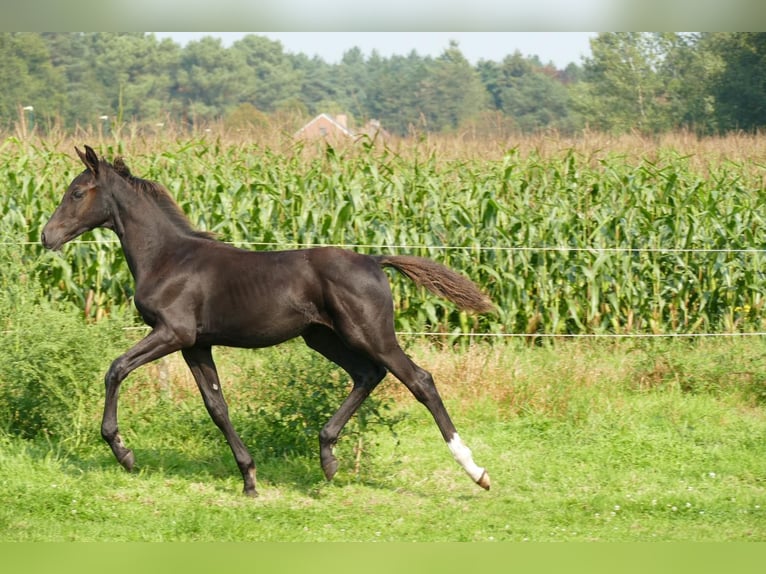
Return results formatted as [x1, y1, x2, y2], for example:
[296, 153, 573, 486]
[101, 326, 185, 472]
[182, 346, 258, 497]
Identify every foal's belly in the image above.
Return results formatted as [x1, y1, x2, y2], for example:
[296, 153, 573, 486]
[197, 299, 328, 349]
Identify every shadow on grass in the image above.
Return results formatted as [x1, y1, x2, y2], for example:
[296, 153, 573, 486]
[52, 441, 406, 498]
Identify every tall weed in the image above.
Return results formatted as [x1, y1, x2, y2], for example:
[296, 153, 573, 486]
[227, 344, 405, 463]
[0, 248, 125, 445]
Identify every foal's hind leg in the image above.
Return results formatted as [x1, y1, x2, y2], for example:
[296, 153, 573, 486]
[182, 346, 258, 497]
[323, 280, 490, 490]
[302, 326, 387, 481]
[380, 346, 490, 490]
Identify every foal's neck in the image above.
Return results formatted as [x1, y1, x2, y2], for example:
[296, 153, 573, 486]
[109, 185, 197, 281]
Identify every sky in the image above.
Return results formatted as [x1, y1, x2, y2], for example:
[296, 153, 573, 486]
[157, 32, 596, 69]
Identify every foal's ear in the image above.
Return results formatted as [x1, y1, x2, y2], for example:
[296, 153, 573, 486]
[113, 156, 132, 178]
[75, 145, 100, 175]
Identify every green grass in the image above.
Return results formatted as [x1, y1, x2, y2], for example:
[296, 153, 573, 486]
[1, 338, 764, 542]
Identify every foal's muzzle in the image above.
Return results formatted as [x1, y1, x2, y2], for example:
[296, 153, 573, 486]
[41, 229, 64, 251]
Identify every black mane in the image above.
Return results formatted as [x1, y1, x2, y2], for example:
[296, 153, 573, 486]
[110, 157, 215, 241]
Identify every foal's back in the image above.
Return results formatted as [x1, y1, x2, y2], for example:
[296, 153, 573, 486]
[182, 244, 393, 349]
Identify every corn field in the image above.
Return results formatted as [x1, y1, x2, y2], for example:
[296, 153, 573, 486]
[2, 133, 766, 336]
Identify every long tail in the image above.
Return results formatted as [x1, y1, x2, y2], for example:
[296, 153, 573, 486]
[373, 255, 495, 314]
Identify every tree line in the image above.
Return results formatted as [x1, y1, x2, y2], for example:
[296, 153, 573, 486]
[2, 32, 766, 137]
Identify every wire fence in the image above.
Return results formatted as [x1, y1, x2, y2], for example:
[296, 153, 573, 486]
[5, 237, 766, 255]
[398, 331, 766, 339]
[4, 238, 766, 340]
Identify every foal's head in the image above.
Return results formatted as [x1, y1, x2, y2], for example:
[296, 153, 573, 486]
[41, 145, 210, 251]
[41, 145, 121, 250]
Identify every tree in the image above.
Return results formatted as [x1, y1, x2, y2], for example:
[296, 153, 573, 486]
[39, 33, 105, 129]
[573, 33, 672, 134]
[418, 41, 488, 132]
[707, 32, 766, 131]
[651, 33, 720, 134]
[478, 52, 580, 134]
[175, 36, 243, 126]
[14, 32, 752, 137]
[335, 47, 370, 122]
[292, 53, 338, 117]
[365, 50, 430, 135]
[230, 35, 301, 112]
[84, 33, 182, 126]
[364, 42, 489, 135]
[0, 33, 66, 130]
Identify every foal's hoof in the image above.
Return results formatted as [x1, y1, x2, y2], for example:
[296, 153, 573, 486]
[243, 488, 259, 498]
[477, 470, 491, 491]
[118, 450, 136, 472]
[322, 458, 339, 481]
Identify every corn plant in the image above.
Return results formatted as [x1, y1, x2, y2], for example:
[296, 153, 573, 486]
[2, 135, 765, 335]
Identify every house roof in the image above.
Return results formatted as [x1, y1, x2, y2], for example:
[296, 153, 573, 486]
[295, 113, 354, 138]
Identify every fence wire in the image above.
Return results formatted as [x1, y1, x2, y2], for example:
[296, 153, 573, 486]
[3, 238, 766, 340]
[5, 238, 766, 255]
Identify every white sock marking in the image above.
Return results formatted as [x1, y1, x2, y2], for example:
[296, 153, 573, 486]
[448, 433, 485, 483]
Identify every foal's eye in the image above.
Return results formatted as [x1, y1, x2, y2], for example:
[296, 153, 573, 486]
[72, 189, 85, 200]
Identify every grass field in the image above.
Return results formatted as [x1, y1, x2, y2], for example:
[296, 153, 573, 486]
[1, 335, 764, 542]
